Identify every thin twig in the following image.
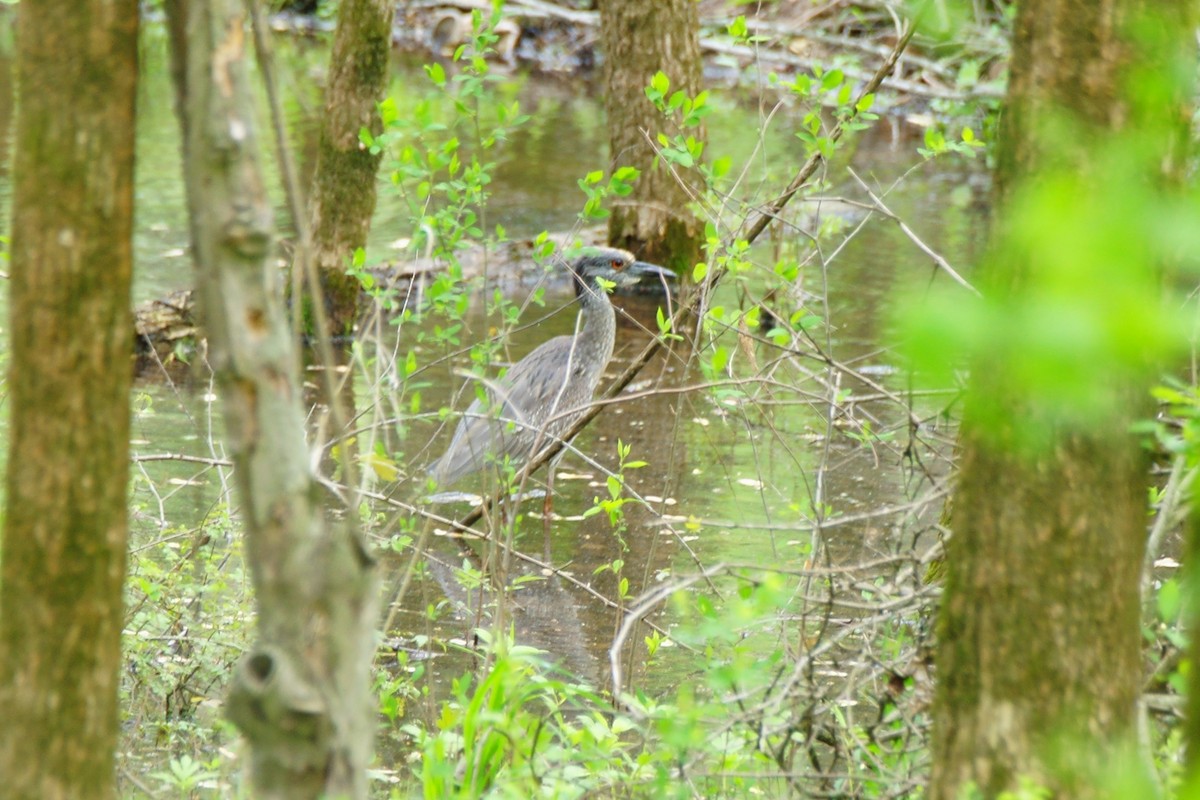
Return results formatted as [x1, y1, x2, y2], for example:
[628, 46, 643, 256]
[741, 21, 916, 246]
[609, 564, 730, 700]
[132, 453, 234, 467]
[846, 167, 981, 296]
[1141, 454, 1192, 600]
[700, 38, 970, 102]
[364, 488, 678, 642]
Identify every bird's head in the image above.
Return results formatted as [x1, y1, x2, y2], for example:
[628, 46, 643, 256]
[566, 247, 676, 297]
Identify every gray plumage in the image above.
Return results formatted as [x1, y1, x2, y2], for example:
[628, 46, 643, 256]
[430, 247, 673, 487]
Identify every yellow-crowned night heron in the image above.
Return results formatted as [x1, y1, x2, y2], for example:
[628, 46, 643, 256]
[430, 247, 674, 490]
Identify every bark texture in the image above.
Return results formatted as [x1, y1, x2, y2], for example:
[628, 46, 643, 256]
[933, 412, 1149, 797]
[931, 2, 1194, 797]
[0, 2, 138, 798]
[170, 2, 378, 797]
[307, 0, 395, 335]
[599, 0, 703, 273]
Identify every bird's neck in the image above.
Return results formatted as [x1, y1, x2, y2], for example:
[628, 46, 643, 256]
[575, 283, 616, 382]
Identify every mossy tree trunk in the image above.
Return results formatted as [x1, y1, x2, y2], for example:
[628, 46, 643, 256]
[0, 1, 138, 798]
[930, 2, 1195, 797]
[598, 0, 703, 273]
[170, 1, 378, 796]
[306, 0, 395, 335]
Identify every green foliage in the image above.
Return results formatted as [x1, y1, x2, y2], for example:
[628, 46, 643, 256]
[402, 559, 932, 799]
[917, 125, 985, 159]
[644, 72, 717, 183]
[377, 649, 424, 726]
[355, 3, 560, 495]
[582, 439, 645, 532]
[361, 3, 531, 281]
[898, 129, 1197, 446]
[121, 506, 248, 792]
[1145, 381, 1200, 458]
[577, 166, 640, 221]
[151, 754, 221, 797]
[772, 64, 880, 156]
[408, 636, 649, 798]
[725, 15, 768, 46]
[117, 4, 1059, 797]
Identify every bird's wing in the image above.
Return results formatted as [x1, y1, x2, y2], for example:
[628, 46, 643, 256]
[495, 335, 589, 422]
[433, 336, 585, 485]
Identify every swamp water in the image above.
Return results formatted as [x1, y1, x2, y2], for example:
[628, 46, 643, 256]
[0, 18, 986, 784]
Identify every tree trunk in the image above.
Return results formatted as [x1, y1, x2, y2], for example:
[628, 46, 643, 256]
[931, 2, 1194, 797]
[933, 413, 1150, 797]
[598, 0, 703, 273]
[0, 2, 138, 798]
[171, 2, 378, 797]
[306, 0, 395, 335]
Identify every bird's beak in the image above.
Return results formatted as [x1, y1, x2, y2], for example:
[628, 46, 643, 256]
[628, 261, 677, 285]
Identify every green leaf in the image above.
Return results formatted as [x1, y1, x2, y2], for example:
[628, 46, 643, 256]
[793, 311, 823, 329]
[650, 70, 670, 96]
[820, 69, 844, 91]
[424, 62, 446, 87]
[956, 59, 981, 88]
[1158, 579, 1182, 621]
[923, 127, 946, 154]
[711, 345, 729, 373]
[607, 474, 622, 499]
[378, 97, 399, 127]
[668, 148, 694, 167]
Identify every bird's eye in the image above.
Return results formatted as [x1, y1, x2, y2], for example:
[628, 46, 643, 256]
[611, 259, 624, 271]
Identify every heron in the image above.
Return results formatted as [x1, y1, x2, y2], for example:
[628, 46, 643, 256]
[429, 247, 674, 503]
